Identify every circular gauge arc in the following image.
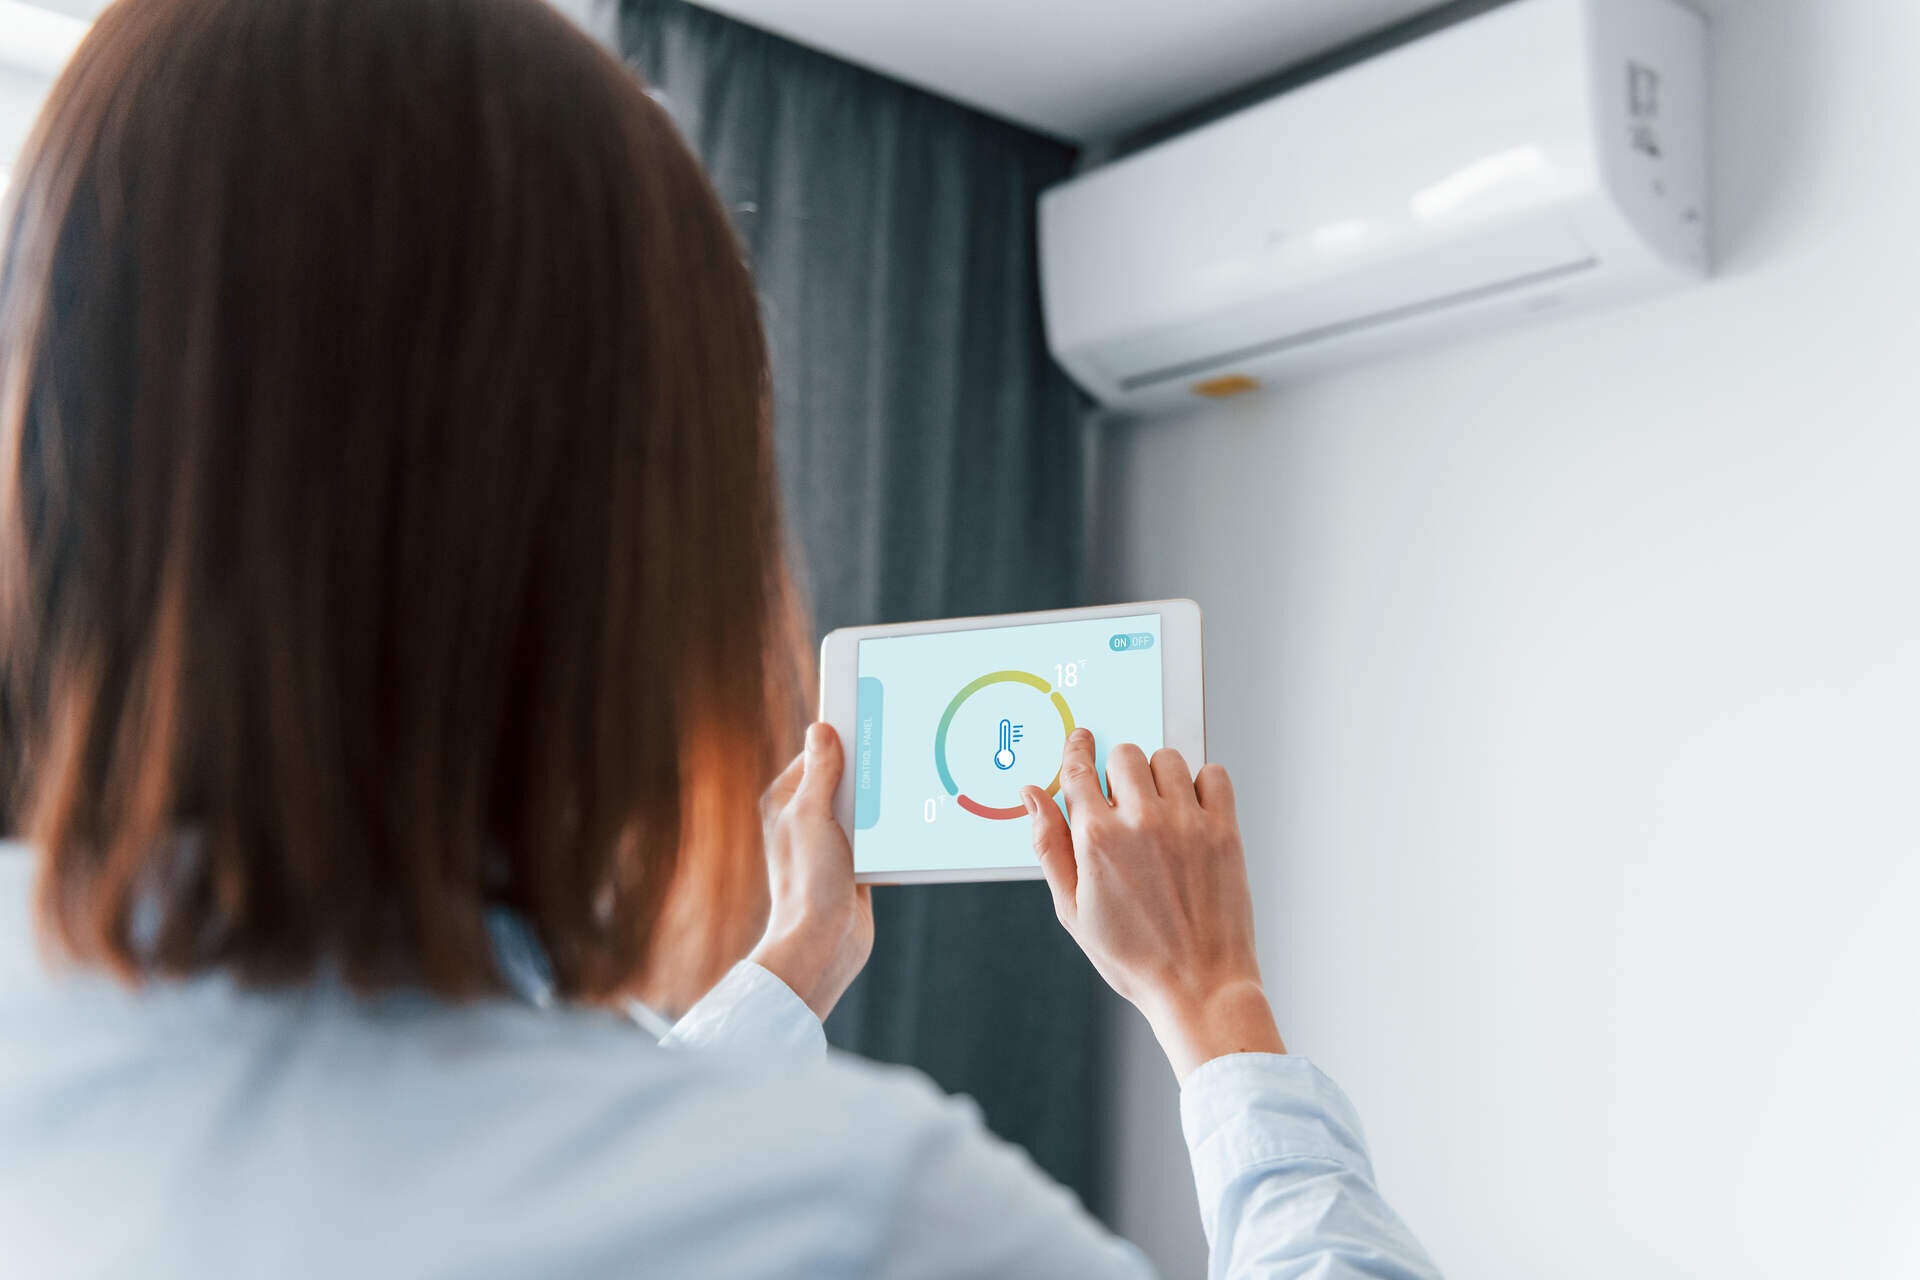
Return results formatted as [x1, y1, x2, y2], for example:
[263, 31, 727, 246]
[933, 670, 1075, 820]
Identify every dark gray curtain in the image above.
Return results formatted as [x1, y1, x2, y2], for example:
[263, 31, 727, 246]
[617, 1, 1107, 1206]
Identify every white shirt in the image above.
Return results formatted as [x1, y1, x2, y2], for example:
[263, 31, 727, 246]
[0, 849, 1439, 1277]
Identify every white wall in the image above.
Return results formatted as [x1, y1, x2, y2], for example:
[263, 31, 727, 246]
[0, 66, 52, 175]
[1098, 1, 1920, 1275]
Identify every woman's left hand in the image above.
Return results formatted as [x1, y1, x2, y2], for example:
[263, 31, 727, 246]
[749, 723, 875, 1021]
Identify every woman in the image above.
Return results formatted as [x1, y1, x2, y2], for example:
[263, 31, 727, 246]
[0, 0, 1439, 1275]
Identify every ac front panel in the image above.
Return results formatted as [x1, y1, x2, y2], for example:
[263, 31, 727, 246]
[1038, 0, 1589, 356]
[1038, 0, 1709, 412]
[1087, 213, 1597, 395]
[1115, 256, 1600, 393]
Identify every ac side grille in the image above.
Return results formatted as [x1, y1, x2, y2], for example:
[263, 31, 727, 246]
[1119, 257, 1601, 392]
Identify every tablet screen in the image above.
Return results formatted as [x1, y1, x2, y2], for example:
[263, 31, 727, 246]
[851, 611, 1163, 874]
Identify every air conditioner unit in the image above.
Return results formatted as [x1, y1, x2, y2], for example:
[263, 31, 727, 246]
[1038, 0, 1708, 414]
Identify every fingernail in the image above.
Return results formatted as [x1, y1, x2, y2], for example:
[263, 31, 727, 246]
[807, 722, 828, 752]
[1071, 728, 1092, 745]
[1021, 789, 1039, 815]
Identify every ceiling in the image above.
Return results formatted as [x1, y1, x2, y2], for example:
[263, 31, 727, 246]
[684, 0, 1456, 141]
[5, 0, 1475, 168]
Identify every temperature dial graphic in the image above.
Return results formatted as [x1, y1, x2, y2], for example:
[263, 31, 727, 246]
[934, 670, 1074, 819]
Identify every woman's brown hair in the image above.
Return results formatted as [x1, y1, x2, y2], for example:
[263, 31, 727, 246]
[0, 0, 805, 1006]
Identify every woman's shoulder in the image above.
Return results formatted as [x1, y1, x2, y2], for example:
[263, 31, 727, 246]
[0, 914, 982, 1275]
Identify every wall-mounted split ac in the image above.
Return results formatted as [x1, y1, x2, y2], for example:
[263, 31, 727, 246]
[1039, 0, 1708, 413]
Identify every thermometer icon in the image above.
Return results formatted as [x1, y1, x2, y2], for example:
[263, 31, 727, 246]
[994, 719, 1021, 770]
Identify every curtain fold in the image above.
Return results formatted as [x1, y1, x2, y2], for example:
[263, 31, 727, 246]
[618, 0, 1106, 1206]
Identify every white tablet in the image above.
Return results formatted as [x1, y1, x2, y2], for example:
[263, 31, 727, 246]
[817, 599, 1205, 884]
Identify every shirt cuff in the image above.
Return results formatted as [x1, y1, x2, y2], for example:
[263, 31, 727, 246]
[657, 960, 827, 1057]
[1180, 1053, 1376, 1234]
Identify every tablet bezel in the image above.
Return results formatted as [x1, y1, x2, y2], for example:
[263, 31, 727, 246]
[817, 599, 1205, 884]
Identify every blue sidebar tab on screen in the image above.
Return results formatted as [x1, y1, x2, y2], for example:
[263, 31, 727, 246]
[855, 676, 883, 829]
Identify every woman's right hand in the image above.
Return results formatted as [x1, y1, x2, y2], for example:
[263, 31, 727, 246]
[1021, 730, 1285, 1079]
